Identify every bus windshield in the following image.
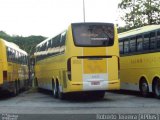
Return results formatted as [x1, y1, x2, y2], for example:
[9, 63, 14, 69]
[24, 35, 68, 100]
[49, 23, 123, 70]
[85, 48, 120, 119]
[72, 23, 114, 47]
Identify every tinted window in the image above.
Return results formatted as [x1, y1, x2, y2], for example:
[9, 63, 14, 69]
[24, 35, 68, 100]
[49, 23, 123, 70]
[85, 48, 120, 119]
[143, 33, 149, 50]
[60, 31, 66, 52]
[72, 23, 114, 47]
[137, 35, 143, 51]
[7, 47, 12, 62]
[119, 41, 123, 54]
[157, 30, 160, 48]
[150, 31, 156, 49]
[124, 40, 129, 53]
[48, 40, 52, 48]
[130, 37, 136, 52]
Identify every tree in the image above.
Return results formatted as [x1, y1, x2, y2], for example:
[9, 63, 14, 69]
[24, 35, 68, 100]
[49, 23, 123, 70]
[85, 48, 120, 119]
[118, 0, 160, 30]
[0, 31, 46, 55]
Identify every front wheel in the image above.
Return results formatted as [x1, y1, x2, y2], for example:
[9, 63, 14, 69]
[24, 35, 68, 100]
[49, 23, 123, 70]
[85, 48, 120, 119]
[153, 79, 160, 99]
[140, 79, 149, 97]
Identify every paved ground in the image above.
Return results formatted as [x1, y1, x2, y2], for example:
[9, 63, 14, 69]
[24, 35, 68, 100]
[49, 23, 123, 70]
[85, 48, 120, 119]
[0, 89, 160, 120]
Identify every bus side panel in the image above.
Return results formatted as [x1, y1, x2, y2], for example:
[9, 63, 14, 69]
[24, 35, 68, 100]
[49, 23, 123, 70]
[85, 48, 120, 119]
[120, 53, 160, 91]
[68, 57, 83, 92]
[0, 62, 3, 85]
[0, 42, 4, 85]
[107, 56, 120, 90]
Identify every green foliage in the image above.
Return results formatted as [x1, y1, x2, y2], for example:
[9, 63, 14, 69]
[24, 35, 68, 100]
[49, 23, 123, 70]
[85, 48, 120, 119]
[118, 0, 160, 31]
[0, 31, 46, 55]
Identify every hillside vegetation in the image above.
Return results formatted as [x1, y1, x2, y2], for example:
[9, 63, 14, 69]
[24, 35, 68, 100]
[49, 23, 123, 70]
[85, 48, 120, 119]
[0, 31, 46, 55]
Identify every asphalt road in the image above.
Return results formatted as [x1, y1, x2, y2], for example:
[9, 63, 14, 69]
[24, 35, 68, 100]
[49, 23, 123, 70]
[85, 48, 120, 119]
[0, 89, 160, 120]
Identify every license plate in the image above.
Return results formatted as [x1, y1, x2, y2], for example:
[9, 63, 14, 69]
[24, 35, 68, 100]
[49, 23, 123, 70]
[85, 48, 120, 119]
[91, 81, 100, 85]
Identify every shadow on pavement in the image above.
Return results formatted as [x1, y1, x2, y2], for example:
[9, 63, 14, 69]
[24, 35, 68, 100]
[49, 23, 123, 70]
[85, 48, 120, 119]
[0, 91, 13, 100]
[37, 88, 112, 102]
[108, 89, 154, 98]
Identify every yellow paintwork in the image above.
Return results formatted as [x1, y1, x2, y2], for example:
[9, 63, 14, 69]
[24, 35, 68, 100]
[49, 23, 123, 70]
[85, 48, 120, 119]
[34, 23, 120, 93]
[120, 53, 160, 90]
[0, 39, 7, 85]
[0, 39, 28, 92]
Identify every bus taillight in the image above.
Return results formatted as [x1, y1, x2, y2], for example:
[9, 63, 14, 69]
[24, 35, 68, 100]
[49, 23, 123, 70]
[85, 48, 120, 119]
[3, 71, 7, 80]
[67, 58, 71, 80]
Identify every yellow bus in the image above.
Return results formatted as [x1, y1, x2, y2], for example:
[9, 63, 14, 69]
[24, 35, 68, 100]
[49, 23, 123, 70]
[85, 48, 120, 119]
[119, 25, 160, 98]
[34, 22, 120, 99]
[0, 38, 29, 96]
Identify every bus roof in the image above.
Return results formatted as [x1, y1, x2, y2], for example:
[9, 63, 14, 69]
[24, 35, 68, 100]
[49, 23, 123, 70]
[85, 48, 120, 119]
[119, 25, 160, 39]
[0, 38, 28, 55]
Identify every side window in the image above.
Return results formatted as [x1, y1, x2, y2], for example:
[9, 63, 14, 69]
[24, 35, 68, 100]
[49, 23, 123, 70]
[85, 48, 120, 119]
[26, 56, 28, 65]
[51, 38, 55, 48]
[157, 30, 160, 48]
[48, 40, 52, 49]
[42, 43, 45, 51]
[119, 41, 124, 54]
[143, 33, 149, 50]
[60, 31, 66, 52]
[130, 37, 136, 52]
[124, 40, 129, 54]
[51, 35, 60, 55]
[137, 35, 143, 51]
[46, 42, 49, 51]
[7, 47, 11, 62]
[23, 55, 27, 65]
[150, 31, 156, 49]
[21, 54, 24, 64]
[18, 52, 21, 64]
[15, 51, 19, 63]
[12, 49, 16, 62]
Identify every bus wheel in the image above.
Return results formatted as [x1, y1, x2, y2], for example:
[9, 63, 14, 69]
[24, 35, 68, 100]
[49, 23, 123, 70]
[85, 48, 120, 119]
[35, 78, 38, 87]
[153, 78, 160, 99]
[140, 79, 149, 97]
[57, 82, 65, 100]
[18, 80, 20, 93]
[13, 81, 19, 96]
[52, 80, 58, 98]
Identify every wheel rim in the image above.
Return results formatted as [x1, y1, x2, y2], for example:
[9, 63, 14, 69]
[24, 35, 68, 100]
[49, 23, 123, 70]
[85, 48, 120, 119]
[155, 80, 160, 96]
[141, 81, 148, 96]
[142, 82, 148, 92]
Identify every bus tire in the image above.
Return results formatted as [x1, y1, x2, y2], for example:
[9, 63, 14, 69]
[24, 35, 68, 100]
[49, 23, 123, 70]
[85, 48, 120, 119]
[35, 78, 38, 87]
[13, 81, 19, 96]
[57, 83, 65, 100]
[153, 78, 160, 99]
[139, 78, 149, 97]
[18, 79, 20, 93]
[52, 80, 58, 98]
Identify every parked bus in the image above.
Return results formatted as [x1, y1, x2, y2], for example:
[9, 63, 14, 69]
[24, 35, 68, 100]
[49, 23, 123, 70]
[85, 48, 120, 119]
[34, 22, 120, 99]
[0, 38, 29, 95]
[119, 25, 160, 98]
